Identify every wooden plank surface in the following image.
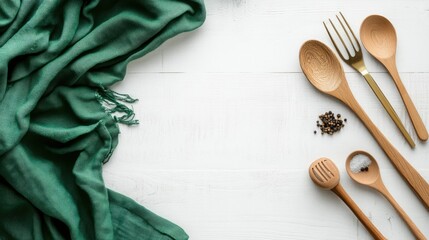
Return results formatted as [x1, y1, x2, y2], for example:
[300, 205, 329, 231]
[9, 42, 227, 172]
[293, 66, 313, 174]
[104, 1, 429, 239]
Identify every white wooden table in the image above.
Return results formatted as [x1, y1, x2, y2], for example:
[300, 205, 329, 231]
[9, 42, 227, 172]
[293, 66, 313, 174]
[103, 1, 429, 239]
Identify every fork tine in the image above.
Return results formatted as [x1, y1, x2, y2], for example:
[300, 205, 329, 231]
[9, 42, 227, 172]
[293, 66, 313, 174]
[323, 21, 347, 61]
[329, 18, 352, 59]
[339, 12, 360, 52]
[336, 15, 358, 53]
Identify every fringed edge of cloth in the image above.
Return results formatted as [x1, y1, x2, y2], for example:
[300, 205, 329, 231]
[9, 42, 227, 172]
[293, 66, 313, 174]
[95, 86, 139, 126]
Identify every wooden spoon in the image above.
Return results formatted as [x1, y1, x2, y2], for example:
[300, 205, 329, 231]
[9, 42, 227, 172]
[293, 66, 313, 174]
[299, 40, 429, 210]
[360, 15, 428, 141]
[346, 151, 426, 240]
[309, 158, 386, 240]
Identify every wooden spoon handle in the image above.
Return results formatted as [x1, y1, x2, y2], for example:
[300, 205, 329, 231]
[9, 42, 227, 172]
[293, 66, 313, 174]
[375, 182, 427, 240]
[344, 93, 429, 210]
[384, 58, 428, 141]
[332, 184, 387, 240]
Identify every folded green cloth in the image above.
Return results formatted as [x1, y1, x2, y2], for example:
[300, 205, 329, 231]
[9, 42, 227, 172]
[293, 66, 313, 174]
[0, 1, 205, 239]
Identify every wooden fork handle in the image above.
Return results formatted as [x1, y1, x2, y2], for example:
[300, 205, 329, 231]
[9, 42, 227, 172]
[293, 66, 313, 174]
[384, 58, 428, 141]
[345, 94, 429, 210]
[332, 184, 387, 240]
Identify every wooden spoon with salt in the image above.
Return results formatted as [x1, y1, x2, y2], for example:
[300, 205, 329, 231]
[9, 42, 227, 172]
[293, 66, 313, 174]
[299, 40, 429, 210]
[346, 151, 426, 240]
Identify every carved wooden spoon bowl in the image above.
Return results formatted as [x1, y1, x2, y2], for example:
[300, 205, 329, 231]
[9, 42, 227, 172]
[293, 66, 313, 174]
[360, 15, 428, 141]
[309, 158, 386, 240]
[299, 40, 429, 210]
[346, 151, 426, 240]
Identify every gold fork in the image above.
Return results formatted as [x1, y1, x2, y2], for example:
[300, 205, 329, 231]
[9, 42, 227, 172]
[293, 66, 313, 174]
[324, 12, 415, 148]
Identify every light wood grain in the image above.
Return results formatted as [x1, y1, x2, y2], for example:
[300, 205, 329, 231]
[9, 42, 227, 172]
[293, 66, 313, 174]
[300, 40, 429, 210]
[126, 0, 429, 74]
[346, 151, 427, 239]
[332, 184, 387, 240]
[360, 15, 429, 141]
[374, 179, 426, 240]
[103, 170, 429, 240]
[105, 72, 429, 240]
[344, 83, 429, 210]
[110, 72, 428, 171]
[324, 12, 416, 148]
[104, 1, 429, 239]
[310, 158, 386, 239]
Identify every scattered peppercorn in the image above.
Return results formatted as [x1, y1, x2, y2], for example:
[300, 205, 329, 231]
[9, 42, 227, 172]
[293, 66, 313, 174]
[315, 111, 347, 135]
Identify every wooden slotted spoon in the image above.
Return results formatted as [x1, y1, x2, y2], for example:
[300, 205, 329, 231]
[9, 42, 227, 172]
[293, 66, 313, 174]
[309, 158, 386, 240]
[299, 40, 429, 209]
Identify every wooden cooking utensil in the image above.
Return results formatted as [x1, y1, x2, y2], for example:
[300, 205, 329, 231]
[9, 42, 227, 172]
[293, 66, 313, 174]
[299, 40, 429, 209]
[324, 12, 415, 148]
[346, 151, 426, 240]
[360, 15, 428, 141]
[309, 158, 386, 240]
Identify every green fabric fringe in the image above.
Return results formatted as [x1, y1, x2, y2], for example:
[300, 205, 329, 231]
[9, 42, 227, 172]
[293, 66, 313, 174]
[96, 86, 139, 125]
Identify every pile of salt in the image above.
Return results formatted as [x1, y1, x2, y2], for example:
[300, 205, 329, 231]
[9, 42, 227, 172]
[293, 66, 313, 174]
[350, 154, 372, 173]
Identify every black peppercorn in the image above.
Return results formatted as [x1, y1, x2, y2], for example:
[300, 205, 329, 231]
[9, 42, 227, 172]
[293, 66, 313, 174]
[315, 111, 346, 136]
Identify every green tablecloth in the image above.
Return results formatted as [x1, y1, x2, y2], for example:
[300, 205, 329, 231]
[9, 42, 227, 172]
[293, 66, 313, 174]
[0, 1, 205, 239]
